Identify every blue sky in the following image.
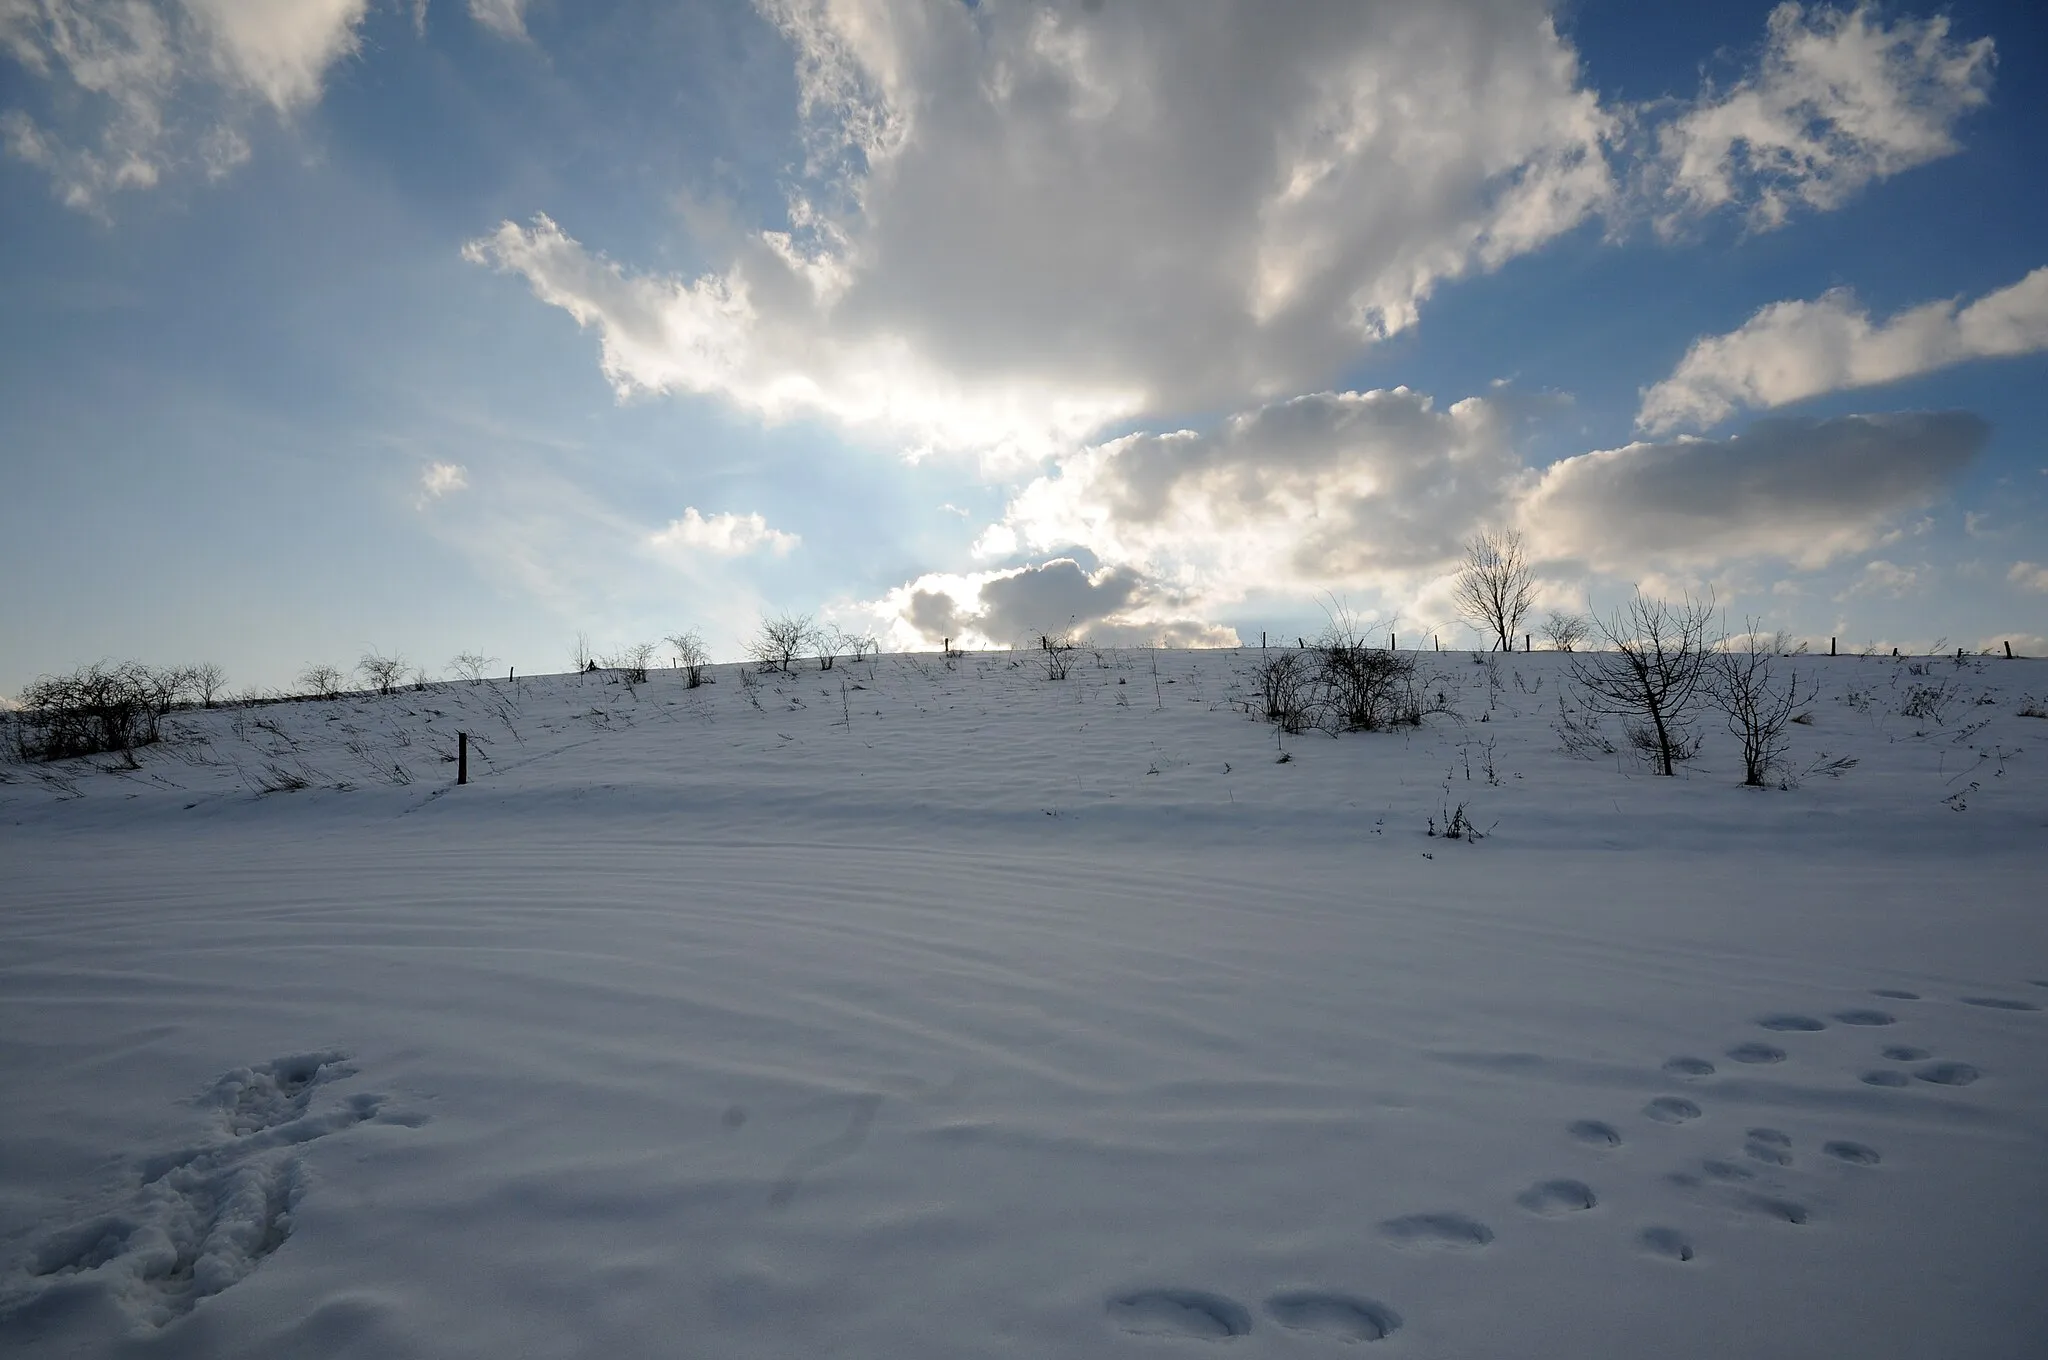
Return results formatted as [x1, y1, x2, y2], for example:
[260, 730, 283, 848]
[2, 0, 2044, 697]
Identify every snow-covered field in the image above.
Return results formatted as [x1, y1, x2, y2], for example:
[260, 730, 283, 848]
[2, 647, 2044, 1358]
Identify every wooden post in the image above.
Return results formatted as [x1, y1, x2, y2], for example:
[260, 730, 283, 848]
[1525, 633, 1532, 653]
[1390, 632, 1397, 652]
[1830, 637, 1837, 656]
[1261, 631, 1266, 649]
[458, 732, 468, 785]
[2006, 640, 2014, 658]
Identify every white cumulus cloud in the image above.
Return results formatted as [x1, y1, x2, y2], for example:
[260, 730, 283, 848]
[1652, 2, 1993, 232]
[2009, 561, 2048, 594]
[1639, 267, 2048, 433]
[467, 0, 1616, 462]
[650, 508, 799, 558]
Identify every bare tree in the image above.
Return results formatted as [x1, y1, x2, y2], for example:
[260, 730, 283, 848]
[1567, 591, 1717, 776]
[299, 663, 345, 699]
[1540, 611, 1590, 653]
[1707, 625, 1816, 787]
[665, 630, 709, 687]
[138, 664, 192, 715]
[834, 626, 878, 663]
[189, 662, 227, 707]
[358, 651, 407, 697]
[1453, 529, 1537, 652]
[572, 633, 594, 674]
[748, 613, 815, 672]
[449, 653, 497, 685]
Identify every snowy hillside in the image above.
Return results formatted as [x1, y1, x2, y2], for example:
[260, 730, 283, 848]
[2, 647, 2044, 1359]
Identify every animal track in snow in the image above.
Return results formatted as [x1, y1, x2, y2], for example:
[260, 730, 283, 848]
[1516, 1179, 1597, 1215]
[1860, 1069, 1912, 1088]
[1743, 1129, 1792, 1166]
[1832, 1009, 1895, 1026]
[1960, 997, 2040, 1012]
[1726, 1042, 1785, 1064]
[1378, 1212, 1495, 1250]
[1915, 1062, 1980, 1086]
[1106, 1289, 1253, 1338]
[1882, 1045, 1930, 1062]
[1700, 1159, 1755, 1183]
[4, 1052, 420, 1329]
[1264, 1291, 1401, 1341]
[1643, 1097, 1702, 1124]
[1823, 1140, 1882, 1166]
[1568, 1120, 1622, 1148]
[1871, 989, 1921, 1000]
[1756, 1014, 1826, 1032]
[1637, 1227, 1695, 1262]
[1662, 1057, 1716, 1079]
[1740, 1194, 1810, 1225]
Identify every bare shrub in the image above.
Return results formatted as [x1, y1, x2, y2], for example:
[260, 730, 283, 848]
[1553, 694, 1616, 759]
[1900, 681, 1958, 725]
[358, 651, 407, 697]
[1317, 637, 1417, 731]
[834, 627, 878, 663]
[666, 630, 709, 687]
[1454, 529, 1536, 652]
[1038, 629, 1076, 680]
[12, 662, 164, 761]
[1255, 651, 1320, 733]
[299, 663, 346, 699]
[1568, 591, 1716, 776]
[572, 633, 595, 674]
[1707, 626, 1817, 787]
[748, 613, 815, 673]
[1541, 611, 1590, 653]
[610, 641, 657, 685]
[449, 653, 497, 685]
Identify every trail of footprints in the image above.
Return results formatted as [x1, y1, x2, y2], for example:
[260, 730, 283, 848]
[1106, 983, 2041, 1343]
[2, 1051, 425, 1331]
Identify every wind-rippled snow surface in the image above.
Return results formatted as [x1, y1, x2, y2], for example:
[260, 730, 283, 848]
[3, 650, 2044, 1357]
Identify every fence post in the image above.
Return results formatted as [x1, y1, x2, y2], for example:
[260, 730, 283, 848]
[1390, 632, 1396, 652]
[458, 732, 468, 786]
[2006, 640, 2014, 659]
[1525, 633, 1531, 653]
[1830, 637, 1837, 656]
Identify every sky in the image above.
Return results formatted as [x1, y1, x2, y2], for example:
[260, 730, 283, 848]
[2, 0, 2045, 698]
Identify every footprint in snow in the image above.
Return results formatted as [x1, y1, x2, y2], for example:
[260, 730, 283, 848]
[1882, 1045, 1930, 1061]
[1643, 1096, 1702, 1125]
[1915, 1061, 1980, 1086]
[1106, 1289, 1253, 1339]
[1757, 1014, 1827, 1032]
[1516, 1179, 1598, 1216]
[1378, 1212, 1495, 1250]
[1743, 1128, 1793, 1166]
[1726, 1042, 1785, 1065]
[1662, 1057, 1715, 1079]
[1960, 997, 2040, 1012]
[1860, 1069, 1912, 1088]
[1824, 1140, 1882, 1166]
[1568, 1120, 1623, 1148]
[1638, 1227, 1696, 1262]
[1871, 989, 1921, 1001]
[1264, 1291, 1402, 1341]
[1832, 1009, 1895, 1026]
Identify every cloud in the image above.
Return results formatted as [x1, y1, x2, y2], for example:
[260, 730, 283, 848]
[468, 0, 1616, 460]
[1521, 412, 1986, 572]
[419, 460, 470, 500]
[876, 557, 1235, 650]
[467, 0, 529, 42]
[0, 0, 368, 212]
[995, 387, 1523, 605]
[1842, 559, 1926, 599]
[1652, 2, 1994, 232]
[649, 507, 799, 557]
[1639, 267, 2048, 433]
[2009, 561, 2048, 594]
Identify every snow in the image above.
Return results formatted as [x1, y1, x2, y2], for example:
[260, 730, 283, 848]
[2, 647, 2044, 1358]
